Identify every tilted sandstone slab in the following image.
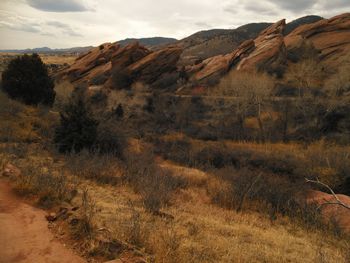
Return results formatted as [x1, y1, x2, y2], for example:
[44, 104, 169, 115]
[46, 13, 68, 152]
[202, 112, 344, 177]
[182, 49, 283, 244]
[64, 43, 120, 83]
[189, 20, 287, 84]
[126, 46, 183, 84]
[285, 13, 350, 66]
[235, 19, 287, 72]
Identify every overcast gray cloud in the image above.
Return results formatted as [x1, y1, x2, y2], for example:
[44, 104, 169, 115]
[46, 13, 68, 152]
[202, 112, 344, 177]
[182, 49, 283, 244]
[27, 0, 91, 12]
[0, 21, 40, 33]
[321, 0, 350, 10]
[240, 1, 279, 16]
[265, 0, 350, 13]
[0, 0, 349, 49]
[46, 21, 82, 37]
[265, 0, 317, 12]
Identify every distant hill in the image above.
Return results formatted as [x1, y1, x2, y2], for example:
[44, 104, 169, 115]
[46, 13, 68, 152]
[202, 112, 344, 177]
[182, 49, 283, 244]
[285, 15, 324, 35]
[0, 46, 93, 54]
[235, 23, 273, 38]
[117, 37, 177, 49]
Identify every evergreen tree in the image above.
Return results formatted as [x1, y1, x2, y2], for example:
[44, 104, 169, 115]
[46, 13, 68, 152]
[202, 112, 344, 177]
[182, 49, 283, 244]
[2, 53, 55, 106]
[54, 98, 98, 153]
[115, 103, 124, 118]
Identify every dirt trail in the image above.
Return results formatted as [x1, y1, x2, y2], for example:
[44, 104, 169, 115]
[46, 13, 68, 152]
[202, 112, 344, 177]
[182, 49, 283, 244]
[0, 179, 86, 263]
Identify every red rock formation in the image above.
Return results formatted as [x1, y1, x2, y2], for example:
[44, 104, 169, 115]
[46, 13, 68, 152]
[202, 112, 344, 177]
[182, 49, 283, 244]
[188, 20, 287, 83]
[285, 13, 350, 66]
[64, 43, 120, 83]
[58, 13, 350, 90]
[60, 42, 151, 87]
[59, 43, 181, 89]
[236, 19, 286, 72]
[111, 42, 150, 69]
[186, 40, 255, 83]
[127, 46, 183, 84]
[308, 190, 350, 233]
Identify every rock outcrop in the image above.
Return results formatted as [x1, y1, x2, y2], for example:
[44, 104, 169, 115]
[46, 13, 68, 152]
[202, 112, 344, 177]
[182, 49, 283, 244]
[127, 46, 182, 84]
[110, 42, 150, 69]
[58, 13, 350, 90]
[60, 42, 151, 87]
[63, 43, 119, 84]
[285, 13, 350, 66]
[188, 20, 287, 84]
[59, 43, 182, 89]
[235, 19, 287, 72]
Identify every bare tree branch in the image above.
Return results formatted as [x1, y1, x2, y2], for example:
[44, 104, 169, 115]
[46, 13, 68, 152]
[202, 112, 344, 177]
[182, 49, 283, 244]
[306, 178, 350, 210]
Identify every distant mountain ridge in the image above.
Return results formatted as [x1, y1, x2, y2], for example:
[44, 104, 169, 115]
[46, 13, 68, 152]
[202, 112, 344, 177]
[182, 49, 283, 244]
[284, 15, 324, 35]
[0, 46, 93, 54]
[117, 37, 177, 48]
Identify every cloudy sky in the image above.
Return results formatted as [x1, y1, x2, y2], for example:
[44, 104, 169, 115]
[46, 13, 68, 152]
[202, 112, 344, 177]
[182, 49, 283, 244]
[0, 0, 349, 49]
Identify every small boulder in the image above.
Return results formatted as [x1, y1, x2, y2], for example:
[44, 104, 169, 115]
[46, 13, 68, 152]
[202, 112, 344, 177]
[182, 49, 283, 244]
[46, 212, 57, 222]
[2, 163, 21, 177]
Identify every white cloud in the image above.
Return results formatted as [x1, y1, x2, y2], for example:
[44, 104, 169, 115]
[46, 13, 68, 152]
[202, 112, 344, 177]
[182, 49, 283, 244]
[0, 0, 348, 49]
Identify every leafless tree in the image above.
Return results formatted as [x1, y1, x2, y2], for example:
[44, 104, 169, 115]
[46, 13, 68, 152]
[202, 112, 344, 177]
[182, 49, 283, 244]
[213, 71, 274, 141]
[286, 58, 324, 98]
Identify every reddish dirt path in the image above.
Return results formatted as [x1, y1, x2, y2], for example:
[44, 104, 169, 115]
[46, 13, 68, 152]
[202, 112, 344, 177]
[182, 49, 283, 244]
[0, 180, 86, 263]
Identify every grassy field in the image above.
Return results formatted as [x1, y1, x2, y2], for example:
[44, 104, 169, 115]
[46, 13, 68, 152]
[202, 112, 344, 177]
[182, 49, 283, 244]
[0, 53, 78, 76]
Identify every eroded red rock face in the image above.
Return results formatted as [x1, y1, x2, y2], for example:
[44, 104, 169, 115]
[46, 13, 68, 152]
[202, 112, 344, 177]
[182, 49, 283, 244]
[236, 19, 287, 72]
[64, 43, 119, 84]
[285, 13, 350, 66]
[188, 20, 287, 84]
[110, 42, 151, 69]
[60, 42, 151, 87]
[58, 13, 350, 90]
[127, 46, 183, 84]
[59, 42, 182, 89]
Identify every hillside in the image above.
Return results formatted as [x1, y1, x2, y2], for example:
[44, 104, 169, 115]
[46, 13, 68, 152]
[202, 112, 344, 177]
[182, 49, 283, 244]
[117, 37, 177, 49]
[284, 15, 324, 35]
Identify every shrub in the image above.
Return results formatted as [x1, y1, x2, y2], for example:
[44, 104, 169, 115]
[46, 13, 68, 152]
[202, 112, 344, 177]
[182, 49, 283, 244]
[95, 120, 126, 157]
[65, 150, 124, 184]
[71, 189, 96, 240]
[2, 53, 55, 106]
[114, 104, 124, 119]
[207, 167, 313, 220]
[54, 97, 98, 153]
[13, 162, 77, 208]
[124, 143, 186, 213]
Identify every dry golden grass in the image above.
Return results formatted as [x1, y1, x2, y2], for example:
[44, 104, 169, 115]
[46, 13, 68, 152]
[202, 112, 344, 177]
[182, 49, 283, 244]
[69, 170, 349, 263]
[0, 91, 58, 143]
[0, 53, 77, 72]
